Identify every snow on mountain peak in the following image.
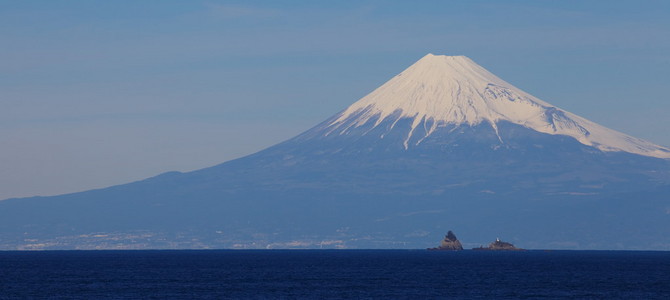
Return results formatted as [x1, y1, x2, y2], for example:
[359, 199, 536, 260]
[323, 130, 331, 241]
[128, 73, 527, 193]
[325, 54, 670, 158]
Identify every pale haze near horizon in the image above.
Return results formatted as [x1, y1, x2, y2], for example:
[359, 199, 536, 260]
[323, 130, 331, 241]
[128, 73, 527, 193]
[2, 0, 669, 199]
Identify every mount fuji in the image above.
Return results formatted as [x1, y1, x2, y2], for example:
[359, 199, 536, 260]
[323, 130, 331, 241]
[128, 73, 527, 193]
[2, 54, 669, 250]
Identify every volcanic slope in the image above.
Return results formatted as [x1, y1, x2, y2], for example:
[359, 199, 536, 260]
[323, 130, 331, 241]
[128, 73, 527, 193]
[1, 54, 669, 250]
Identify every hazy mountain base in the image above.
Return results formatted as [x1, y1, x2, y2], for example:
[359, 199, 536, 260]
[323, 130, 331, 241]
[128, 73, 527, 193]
[1, 120, 669, 250]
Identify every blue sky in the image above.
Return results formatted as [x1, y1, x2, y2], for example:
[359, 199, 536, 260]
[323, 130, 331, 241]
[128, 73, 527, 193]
[2, 0, 669, 199]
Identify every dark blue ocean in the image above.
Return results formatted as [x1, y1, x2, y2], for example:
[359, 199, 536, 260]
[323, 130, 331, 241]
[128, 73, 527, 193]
[1, 250, 669, 299]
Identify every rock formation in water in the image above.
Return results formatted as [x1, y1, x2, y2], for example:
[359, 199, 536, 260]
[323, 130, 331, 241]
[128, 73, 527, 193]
[428, 231, 464, 251]
[473, 238, 524, 251]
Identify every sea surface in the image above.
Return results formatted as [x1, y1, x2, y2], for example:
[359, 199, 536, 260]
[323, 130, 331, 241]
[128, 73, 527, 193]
[1, 250, 669, 299]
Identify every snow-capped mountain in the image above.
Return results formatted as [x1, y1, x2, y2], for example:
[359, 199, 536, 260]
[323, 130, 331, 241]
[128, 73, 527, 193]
[324, 54, 670, 157]
[1, 54, 669, 250]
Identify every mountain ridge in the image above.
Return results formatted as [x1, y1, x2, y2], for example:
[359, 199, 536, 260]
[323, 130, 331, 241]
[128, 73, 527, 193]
[1, 54, 669, 250]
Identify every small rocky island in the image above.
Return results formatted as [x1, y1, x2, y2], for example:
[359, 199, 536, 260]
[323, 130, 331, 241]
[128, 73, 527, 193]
[427, 231, 464, 251]
[472, 238, 524, 251]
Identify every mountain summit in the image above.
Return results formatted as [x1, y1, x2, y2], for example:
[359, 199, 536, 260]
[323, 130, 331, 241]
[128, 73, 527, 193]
[1, 54, 669, 250]
[325, 54, 670, 157]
